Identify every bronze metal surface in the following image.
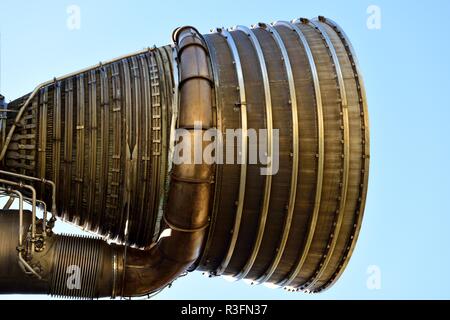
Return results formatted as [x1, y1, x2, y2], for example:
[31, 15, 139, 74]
[0, 16, 369, 298]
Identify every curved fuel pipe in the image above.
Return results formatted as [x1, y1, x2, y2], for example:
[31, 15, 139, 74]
[117, 26, 214, 297]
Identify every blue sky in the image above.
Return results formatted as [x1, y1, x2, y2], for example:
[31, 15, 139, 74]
[1, 0, 450, 299]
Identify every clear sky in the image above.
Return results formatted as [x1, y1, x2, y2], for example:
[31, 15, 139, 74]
[1, 0, 450, 300]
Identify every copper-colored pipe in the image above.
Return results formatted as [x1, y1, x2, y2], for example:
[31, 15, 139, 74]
[119, 26, 213, 297]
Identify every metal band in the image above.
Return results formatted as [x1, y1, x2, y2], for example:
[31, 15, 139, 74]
[255, 22, 299, 284]
[274, 20, 324, 287]
[215, 27, 248, 276]
[163, 214, 210, 233]
[232, 25, 273, 281]
[179, 75, 214, 88]
[298, 18, 350, 291]
[315, 17, 370, 293]
[171, 174, 212, 184]
[176, 41, 210, 58]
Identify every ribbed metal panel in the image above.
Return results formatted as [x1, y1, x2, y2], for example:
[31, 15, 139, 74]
[5, 48, 174, 248]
